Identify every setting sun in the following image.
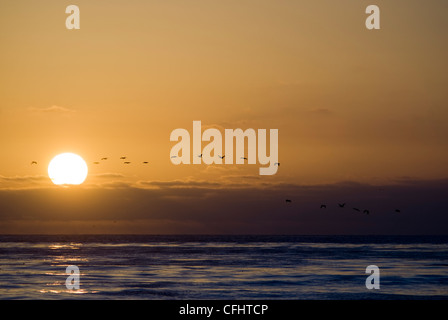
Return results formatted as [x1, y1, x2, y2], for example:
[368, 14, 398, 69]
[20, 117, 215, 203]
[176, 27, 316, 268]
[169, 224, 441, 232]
[48, 153, 88, 185]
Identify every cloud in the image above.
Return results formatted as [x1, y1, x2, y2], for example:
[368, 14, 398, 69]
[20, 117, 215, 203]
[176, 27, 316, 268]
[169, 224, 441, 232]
[28, 105, 76, 113]
[138, 175, 267, 190]
[90, 173, 126, 179]
[0, 178, 447, 234]
[0, 175, 48, 182]
[0, 173, 131, 190]
[138, 179, 222, 189]
[0, 175, 50, 190]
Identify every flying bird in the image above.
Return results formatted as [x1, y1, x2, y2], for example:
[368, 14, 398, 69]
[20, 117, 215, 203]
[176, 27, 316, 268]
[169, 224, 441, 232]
[171, 155, 177, 158]
[124, 162, 131, 164]
[395, 209, 401, 213]
[320, 204, 326, 209]
[363, 209, 370, 215]
[274, 162, 280, 166]
[30, 161, 37, 165]
[101, 157, 108, 160]
[338, 203, 346, 208]
[353, 208, 360, 212]
[142, 161, 148, 164]
[286, 199, 292, 203]
[198, 154, 203, 158]
[93, 162, 100, 164]
[120, 156, 127, 159]
[241, 157, 248, 160]
[218, 155, 225, 159]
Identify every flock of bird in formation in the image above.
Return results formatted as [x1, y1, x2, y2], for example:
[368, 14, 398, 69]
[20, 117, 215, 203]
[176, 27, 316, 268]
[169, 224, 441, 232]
[285, 199, 401, 214]
[32, 156, 278, 165]
[91, 156, 149, 165]
[30, 156, 148, 166]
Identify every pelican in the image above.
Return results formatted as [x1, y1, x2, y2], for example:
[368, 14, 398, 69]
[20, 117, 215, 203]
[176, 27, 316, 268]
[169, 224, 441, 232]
[320, 204, 326, 209]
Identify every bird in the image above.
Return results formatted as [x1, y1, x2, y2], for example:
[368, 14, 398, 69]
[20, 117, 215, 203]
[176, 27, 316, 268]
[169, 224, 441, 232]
[198, 154, 202, 158]
[395, 209, 401, 213]
[123, 162, 131, 164]
[363, 209, 370, 215]
[286, 199, 292, 203]
[241, 157, 248, 160]
[30, 161, 37, 165]
[274, 162, 280, 166]
[93, 162, 100, 164]
[218, 155, 225, 159]
[320, 204, 326, 209]
[171, 155, 177, 158]
[142, 161, 148, 164]
[120, 156, 127, 159]
[353, 208, 360, 212]
[338, 203, 346, 208]
[101, 157, 108, 160]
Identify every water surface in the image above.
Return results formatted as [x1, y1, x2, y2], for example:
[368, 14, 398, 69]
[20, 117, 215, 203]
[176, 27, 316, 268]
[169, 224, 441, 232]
[0, 235, 447, 300]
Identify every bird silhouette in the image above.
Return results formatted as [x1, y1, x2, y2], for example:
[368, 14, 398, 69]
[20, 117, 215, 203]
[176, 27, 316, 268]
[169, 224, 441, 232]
[338, 203, 346, 208]
[143, 161, 148, 164]
[395, 209, 401, 213]
[30, 161, 37, 165]
[241, 157, 248, 160]
[363, 209, 370, 215]
[93, 162, 100, 164]
[101, 157, 108, 160]
[218, 155, 225, 159]
[274, 162, 280, 166]
[171, 155, 177, 158]
[353, 208, 360, 212]
[124, 162, 131, 164]
[198, 154, 202, 158]
[320, 204, 326, 209]
[120, 156, 127, 159]
[286, 199, 292, 203]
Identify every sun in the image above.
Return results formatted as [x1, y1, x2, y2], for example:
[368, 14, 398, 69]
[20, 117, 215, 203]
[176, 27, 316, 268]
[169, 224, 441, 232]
[48, 153, 88, 185]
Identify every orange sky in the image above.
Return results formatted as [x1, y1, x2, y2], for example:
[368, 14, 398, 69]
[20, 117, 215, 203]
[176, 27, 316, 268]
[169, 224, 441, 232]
[0, 1, 447, 234]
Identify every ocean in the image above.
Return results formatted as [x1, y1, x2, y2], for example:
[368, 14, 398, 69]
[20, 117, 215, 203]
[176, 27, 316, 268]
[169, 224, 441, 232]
[0, 235, 447, 300]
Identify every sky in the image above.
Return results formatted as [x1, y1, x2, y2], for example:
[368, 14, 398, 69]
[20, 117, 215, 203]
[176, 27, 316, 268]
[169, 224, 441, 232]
[0, 0, 447, 234]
